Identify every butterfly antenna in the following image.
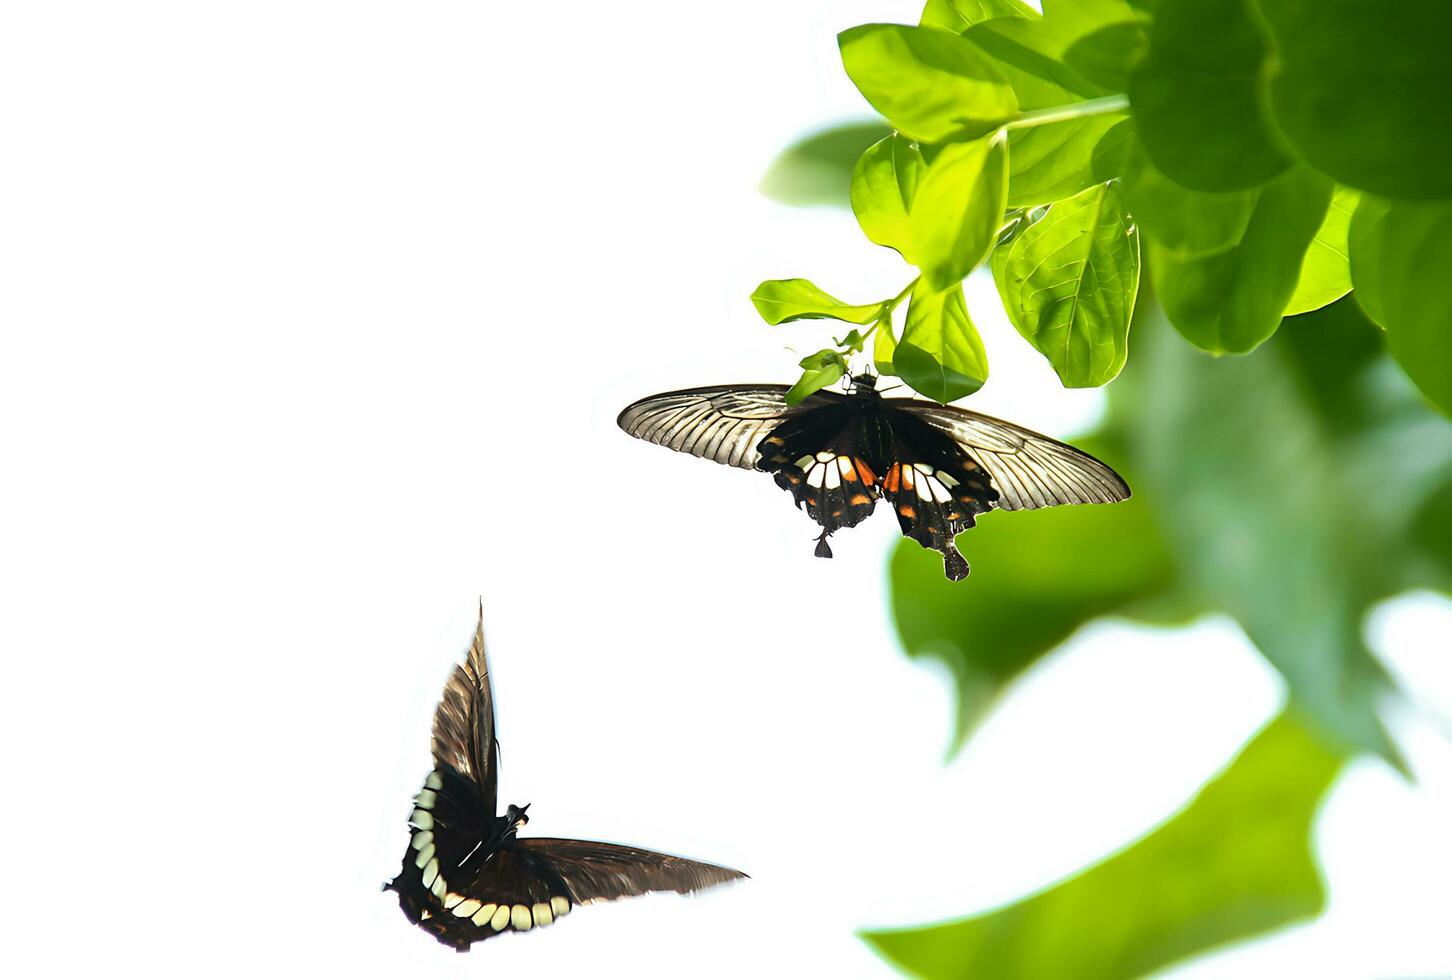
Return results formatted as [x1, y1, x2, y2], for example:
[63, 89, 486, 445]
[877, 382, 906, 393]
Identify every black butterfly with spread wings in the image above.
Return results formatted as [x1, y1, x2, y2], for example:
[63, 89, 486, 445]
[384, 611, 745, 950]
[617, 376, 1130, 581]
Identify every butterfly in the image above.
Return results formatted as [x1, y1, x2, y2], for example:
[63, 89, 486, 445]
[384, 610, 745, 950]
[617, 375, 1130, 581]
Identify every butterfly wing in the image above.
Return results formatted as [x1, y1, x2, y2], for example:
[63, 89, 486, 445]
[616, 384, 848, 469]
[430, 606, 498, 817]
[892, 401, 1130, 510]
[397, 839, 745, 951]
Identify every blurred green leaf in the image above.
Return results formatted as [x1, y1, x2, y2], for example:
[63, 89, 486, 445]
[909, 135, 1009, 292]
[1062, 20, 1147, 92]
[921, 0, 1037, 32]
[1347, 199, 1452, 416]
[1346, 195, 1390, 327]
[758, 121, 891, 208]
[786, 349, 849, 406]
[1259, 0, 1452, 200]
[851, 134, 927, 261]
[838, 24, 1018, 143]
[895, 280, 988, 403]
[964, 17, 1105, 103]
[890, 436, 1173, 750]
[1130, 300, 1412, 761]
[862, 713, 1345, 980]
[993, 181, 1139, 386]
[1151, 167, 1332, 354]
[750, 278, 884, 326]
[1284, 186, 1358, 317]
[1120, 136, 1256, 257]
[1128, 0, 1289, 192]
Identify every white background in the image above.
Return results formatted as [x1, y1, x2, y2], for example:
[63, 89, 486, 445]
[3, 2, 1450, 977]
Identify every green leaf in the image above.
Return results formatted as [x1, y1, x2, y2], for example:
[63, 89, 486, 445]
[889, 436, 1173, 750]
[758, 121, 892, 208]
[1151, 168, 1332, 354]
[1348, 199, 1452, 415]
[1284, 186, 1358, 317]
[838, 24, 1018, 143]
[1128, 0, 1290, 192]
[1006, 114, 1128, 207]
[1120, 135, 1257, 257]
[963, 17, 1105, 104]
[873, 311, 899, 377]
[1129, 301, 1411, 762]
[863, 714, 1345, 980]
[921, 0, 1037, 32]
[1062, 21, 1148, 92]
[750, 279, 884, 326]
[850, 134, 927, 261]
[785, 349, 848, 406]
[894, 280, 988, 403]
[908, 134, 1009, 292]
[1259, 0, 1452, 201]
[993, 182, 1139, 387]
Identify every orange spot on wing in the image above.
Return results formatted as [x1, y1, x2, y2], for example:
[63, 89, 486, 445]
[898, 504, 916, 519]
[883, 464, 901, 493]
[849, 493, 872, 506]
[855, 458, 876, 485]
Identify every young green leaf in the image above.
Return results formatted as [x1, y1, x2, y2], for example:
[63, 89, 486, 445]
[750, 278, 884, 325]
[873, 311, 899, 377]
[1151, 168, 1332, 354]
[1348, 199, 1452, 416]
[850, 134, 927, 261]
[1062, 20, 1147, 92]
[863, 715, 1344, 980]
[1120, 137, 1257, 257]
[921, 0, 1037, 33]
[1284, 186, 1358, 317]
[1259, 0, 1452, 200]
[908, 134, 1009, 292]
[1128, 0, 1290, 192]
[785, 349, 849, 406]
[963, 17, 1105, 103]
[894, 280, 989, 403]
[838, 24, 1018, 143]
[993, 182, 1139, 387]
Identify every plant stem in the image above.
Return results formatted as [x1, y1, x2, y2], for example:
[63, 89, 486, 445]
[886, 276, 919, 312]
[1004, 94, 1129, 131]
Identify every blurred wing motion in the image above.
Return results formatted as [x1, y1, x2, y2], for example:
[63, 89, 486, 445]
[514, 838, 747, 902]
[430, 606, 498, 817]
[615, 384, 845, 470]
[386, 610, 746, 951]
[895, 402, 1130, 511]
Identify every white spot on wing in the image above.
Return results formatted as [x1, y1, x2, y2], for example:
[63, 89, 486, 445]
[472, 903, 498, 927]
[550, 896, 571, 917]
[409, 809, 433, 830]
[930, 478, 952, 503]
[815, 451, 834, 462]
[414, 789, 437, 809]
[533, 901, 554, 927]
[807, 464, 826, 488]
[414, 842, 436, 868]
[824, 462, 841, 489]
[511, 904, 533, 931]
[454, 899, 483, 918]
[425, 771, 444, 790]
[411, 830, 433, 850]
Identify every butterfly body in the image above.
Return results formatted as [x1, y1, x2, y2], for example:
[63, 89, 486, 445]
[618, 377, 1129, 580]
[385, 613, 745, 950]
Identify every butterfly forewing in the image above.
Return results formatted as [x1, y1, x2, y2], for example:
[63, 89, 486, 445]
[515, 839, 748, 902]
[430, 612, 498, 817]
[616, 385, 846, 470]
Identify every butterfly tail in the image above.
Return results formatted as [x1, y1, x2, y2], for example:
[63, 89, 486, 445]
[942, 545, 970, 581]
[814, 530, 833, 559]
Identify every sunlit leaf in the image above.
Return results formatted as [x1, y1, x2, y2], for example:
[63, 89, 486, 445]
[750, 278, 884, 326]
[758, 121, 892, 208]
[993, 182, 1139, 386]
[1348, 198, 1452, 415]
[964, 17, 1105, 103]
[873, 311, 899, 377]
[921, 0, 1037, 32]
[1005, 115, 1127, 208]
[909, 134, 1009, 292]
[786, 349, 849, 405]
[1063, 20, 1147, 92]
[894, 280, 988, 403]
[863, 714, 1345, 980]
[1259, 0, 1452, 200]
[851, 134, 927, 261]
[889, 434, 1172, 751]
[1120, 135, 1256, 257]
[1284, 186, 1358, 317]
[838, 24, 1018, 143]
[1129, 0, 1290, 191]
[1152, 168, 1332, 354]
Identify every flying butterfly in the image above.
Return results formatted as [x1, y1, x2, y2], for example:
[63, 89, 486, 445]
[617, 376, 1130, 580]
[384, 610, 745, 950]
